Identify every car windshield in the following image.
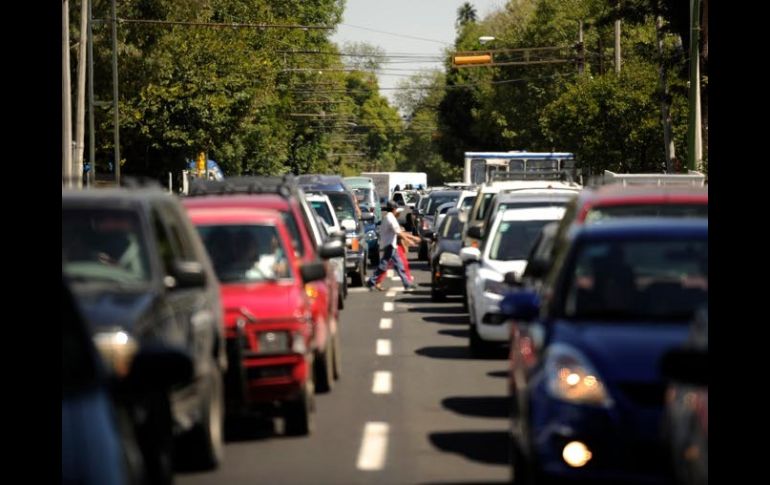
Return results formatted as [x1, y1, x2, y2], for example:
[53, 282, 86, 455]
[489, 219, 552, 261]
[427, 195, 459, 215]
[440, 215, 464, 240]
[327, 192, 357, 223]
[585, 203, 708, 223]
[404, 192, 420, 204]
[353, 188, 373, 204]
[62, 208, 151, 285]
[461, 196, 476, 210]
[310, 199, 335, 228]
[562, 238, 708, 321]
[197, 224, 292, 283]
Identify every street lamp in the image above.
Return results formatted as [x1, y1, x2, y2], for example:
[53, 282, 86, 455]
[479, 36, 495, 45]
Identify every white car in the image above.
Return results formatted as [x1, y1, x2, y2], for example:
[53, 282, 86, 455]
[306, 193, 348, 304]
[461, 206, 566, 354]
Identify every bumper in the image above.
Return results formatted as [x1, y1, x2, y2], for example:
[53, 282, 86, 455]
[527, 383, 672, 484]
[225, 336, 310, 409]
[475, 293, 509, 342]
[434, 266, 465, 294]
[346, 249, 366, 270]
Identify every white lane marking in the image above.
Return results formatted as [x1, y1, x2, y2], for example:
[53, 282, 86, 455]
[386, 289, 397, 298]
[390, 276, 401, 282]
[380, 318, 392, 329]
[348, 287, 369, 294]
[372, 371, 392, 394]
[386, 269, 394, 277]
[356, 422, 389, 471]
[383, 302, 394, 312]
[376, 339, 392, 356]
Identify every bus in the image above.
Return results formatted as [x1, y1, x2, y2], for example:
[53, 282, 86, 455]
[463, 151, 578, 185]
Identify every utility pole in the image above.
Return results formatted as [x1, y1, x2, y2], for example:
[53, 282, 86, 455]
[576, 20, 585, 75]
[74, 0, 88, 189]
[615, 1, 622, 75]
[687, 0, 702, 171]
[111, 0, 121, 185]
[63, 0, 73, 187]
[87, 0, 95, 187]
[656, 15, 675, 172]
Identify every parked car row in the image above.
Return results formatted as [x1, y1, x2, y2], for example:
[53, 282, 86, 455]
[421, 171, 708, 485]
[62, 174, 379, 483]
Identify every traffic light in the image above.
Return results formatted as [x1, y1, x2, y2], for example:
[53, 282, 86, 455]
[452, 53, 493, 67]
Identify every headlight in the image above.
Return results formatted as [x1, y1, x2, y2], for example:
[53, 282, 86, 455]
[93, 330, 139, 378]
[291, 330, 307, 354]
[545, 343, 612, 406]
[366, 230, 378, 241]
[258, 331, 291, 354]
[439, 252, 463, 267]
[483, 278, 507, 295]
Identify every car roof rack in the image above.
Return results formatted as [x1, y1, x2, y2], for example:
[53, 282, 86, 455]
[187, 175, 297, 198]
[491, 170, 576, 183]
[600, 170, 706, 187]
[120, 176, 163, 189]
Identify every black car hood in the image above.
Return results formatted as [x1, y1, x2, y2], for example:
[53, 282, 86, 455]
[73, 285, 158, 334]
[437, 239, 462, 255]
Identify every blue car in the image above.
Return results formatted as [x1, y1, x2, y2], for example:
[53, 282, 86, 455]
[502, 219, 707, 484]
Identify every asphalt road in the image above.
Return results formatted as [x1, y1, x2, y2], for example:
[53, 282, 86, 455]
[178, 256, 512, 485]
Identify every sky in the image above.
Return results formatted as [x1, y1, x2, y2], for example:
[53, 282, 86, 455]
[331, 0, 506, 105]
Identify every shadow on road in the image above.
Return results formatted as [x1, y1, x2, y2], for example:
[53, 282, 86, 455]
[422, 315, 469, 325]
[487, 370, 509, 379]
[442, 396, 510, 419]
[437, 328, 469, 338]
[223, 415, 276, 443]
[428, 431, 510, 466]
[409, 305, 468, 314]
[415, 345, 508, 360]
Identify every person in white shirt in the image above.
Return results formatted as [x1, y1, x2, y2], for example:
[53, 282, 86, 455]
[367, 201, 418, 291]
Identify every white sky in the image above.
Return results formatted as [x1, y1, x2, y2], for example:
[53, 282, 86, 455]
[331, 0, 506, 105]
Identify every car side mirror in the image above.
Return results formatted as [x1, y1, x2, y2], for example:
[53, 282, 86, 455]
[319, 239, 345, 259]
[500, 291, 540, 321]
[300, 261, 327, 283]
[423, 230, 434, 241]
[340, 219, 356, 232]
[459, 247, 481, 264]
[171, 261, 206, 289]
[525, 257, 549, 279]
[660, 349, 708, 387]
[467, 225, 483, 240]
[504, 271, 523, 287]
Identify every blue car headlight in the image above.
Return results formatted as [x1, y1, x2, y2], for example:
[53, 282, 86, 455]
[544, 343, 612, 407]
[366, 230, 378, 241]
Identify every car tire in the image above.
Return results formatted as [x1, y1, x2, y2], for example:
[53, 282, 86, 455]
[284, 379, 314, 436]
[332, 331, 342, 381]
[314, 336, 335, 393]
[350, 258, 365, 287]
[431, 273, 446, 302]
[418, 241, 429, 261]
[469, 323, 492, 356]
[177, 367, 225, 470]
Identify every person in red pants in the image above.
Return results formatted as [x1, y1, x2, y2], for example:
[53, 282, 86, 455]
[374, 230, 419, 289]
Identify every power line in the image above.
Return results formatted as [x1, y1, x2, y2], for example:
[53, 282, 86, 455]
[338, 23, 451, 45]
[98, 17, 333, 30]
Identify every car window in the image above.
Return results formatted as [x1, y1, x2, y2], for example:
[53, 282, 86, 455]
[585, 203, 708, 223]
[62, 208, 151, 284]
[488, 219, 553, 261]
[562, 238, 708, 321]
[197, 224, 292, 283]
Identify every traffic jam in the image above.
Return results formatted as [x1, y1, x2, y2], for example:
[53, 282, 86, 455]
[62, 162, 707, 485]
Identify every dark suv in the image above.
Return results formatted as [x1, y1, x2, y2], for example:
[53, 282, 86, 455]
[297, 175, 373, 286]
[62, 187, 226, 482]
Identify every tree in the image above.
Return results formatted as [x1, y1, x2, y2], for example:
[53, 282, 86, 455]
[456, 2, 478, 28]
